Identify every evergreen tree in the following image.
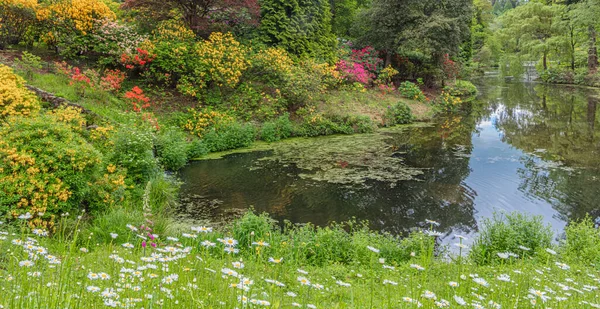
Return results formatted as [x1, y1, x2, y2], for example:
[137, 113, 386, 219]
[259, 0, 337, 62]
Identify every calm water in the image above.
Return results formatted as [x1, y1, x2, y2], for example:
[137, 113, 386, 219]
[179, 77, 600, 241]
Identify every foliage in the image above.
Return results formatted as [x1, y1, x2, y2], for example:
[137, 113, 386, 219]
[176, 32, 250, 98]
[145, 174, 180, 216]
[559, 216, 600, 265]
[201, 122, 257, 152]
[0, 0, 38, 48]
[470, 212, 553, 265]
[259, 0, 337, 62]
[121, 0, 260, 37]
[376, 65, 399, 86]
[182, 108, 235, 138]
[336, 43, 381, 85]
[443, 80, 478, 97]
[540, 68, 576, 85]
[92, 20, 148, 66]
[124, 86, 150, 112]
[383, 101, 414, 126]
[155, 128, 190, 171]
[434, 91, 463, 113]
[14, 51, 42, 80]
[109, 126, 158, 184]
[260, 113, 294, 142]
[36, 0, 116, 57]
[0, 64, 40, 118]
[398, 81, 427, 102]
[99, 69, 126, 93]
[1, 210, 600, 308]
[0, 112, 106, 230]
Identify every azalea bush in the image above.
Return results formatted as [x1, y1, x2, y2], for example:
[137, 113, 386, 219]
[336, 43, 382, 86]
[0, 112, 104, 230]
[36, 0, 116, 57]
[434, 91, 463, 112]
[0, 64, 40, 118]
[124, 86, 150, 112]
[383, 101, 414, 126]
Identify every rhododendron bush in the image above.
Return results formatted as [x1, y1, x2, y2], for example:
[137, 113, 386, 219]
[336, 43, 382, 86]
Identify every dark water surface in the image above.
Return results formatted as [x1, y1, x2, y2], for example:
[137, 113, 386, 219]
[180, 77, 600, 241]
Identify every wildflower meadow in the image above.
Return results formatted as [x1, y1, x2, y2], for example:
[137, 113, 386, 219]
[1, 212, 599, 309]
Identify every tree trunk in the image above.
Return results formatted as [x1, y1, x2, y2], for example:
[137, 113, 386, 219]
[385, 51, 392, 67]
[588, 96, 597, 132]
[588, 26, 598, 73]
[543, 52, 547, 71]
[571, 26, 576, 71]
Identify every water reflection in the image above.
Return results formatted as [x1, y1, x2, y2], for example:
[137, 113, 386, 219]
[179, 78, 600, 238]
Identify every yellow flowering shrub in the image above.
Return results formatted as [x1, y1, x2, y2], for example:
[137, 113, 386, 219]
[177, 32, 250, 97]
[0, 64, 40, 118]
[250, 47, 294, 79]
[152, 19, 195, 42]
[37, 0, 115, 34]
[0, 0, 38, 47]
[36, 0, 115, 53]
[183, 108, 234, 138]
[0, 112, 105, 230]
[48, 106, 86, 132]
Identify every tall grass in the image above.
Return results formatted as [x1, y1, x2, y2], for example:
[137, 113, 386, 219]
[1, 211, 599, 308]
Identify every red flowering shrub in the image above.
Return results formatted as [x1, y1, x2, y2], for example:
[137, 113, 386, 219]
[124, 86, 150, 112]
[442, 54, 460, 82]
[69, 67, 97, 96]
[121, 48, 155, 71]
[100, 69, 126, 92]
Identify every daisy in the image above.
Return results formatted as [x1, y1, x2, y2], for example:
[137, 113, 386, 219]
[298, 276, 311, 286]
[473, 277, 489, 287]
[19, 260, 34, 267]
[222, 237, 238, 247]
[367, 246, 380, 253]
[449, 281, 459, 287]
[269, 257, 283, 264]
[422, 290, 437, 299]
[252, 240, 270, 247]
[232, 261, 244, 269]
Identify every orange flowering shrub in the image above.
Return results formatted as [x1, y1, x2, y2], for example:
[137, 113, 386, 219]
[124, 86, 150, 112]
[100, 69, 126, 92]
[0, 64, 41, 118]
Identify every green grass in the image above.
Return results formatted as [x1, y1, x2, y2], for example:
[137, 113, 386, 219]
[319, 90, 433, 124]
[1, 212, 599, 309]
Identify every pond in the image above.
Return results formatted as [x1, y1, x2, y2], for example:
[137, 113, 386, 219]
[179, 76, 600, 242]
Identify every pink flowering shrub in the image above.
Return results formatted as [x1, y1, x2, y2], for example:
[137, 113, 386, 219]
[336, 43, 382, 86]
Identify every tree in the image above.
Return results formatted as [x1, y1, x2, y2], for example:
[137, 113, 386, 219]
[498, 2, 564, 71]
[259, 0, 337, 62]
[122, 0, 260, 37]
[570, 0, 600, 73]
[361, 0, 472, 78]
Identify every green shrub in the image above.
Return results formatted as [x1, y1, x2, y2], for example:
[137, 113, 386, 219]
[0, 114, 103, 229]
[155, 128, 189, 171]
[443, 80, 478, 97]
[540, 68, 575, 84]
[260, 113, 294, 142]
[110, 126, 158, 183]
[398, 81, 427, 102]
[470, 212, 553, 265]
[15, 51, 42, 80]
[560, 217, 600, 265]
[202, 122, 257, 152]
[232, 211, 278, 249]
[187, 138, 210, 159]
[383, 101, 414, 126]
[145, 175, 180, 216]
